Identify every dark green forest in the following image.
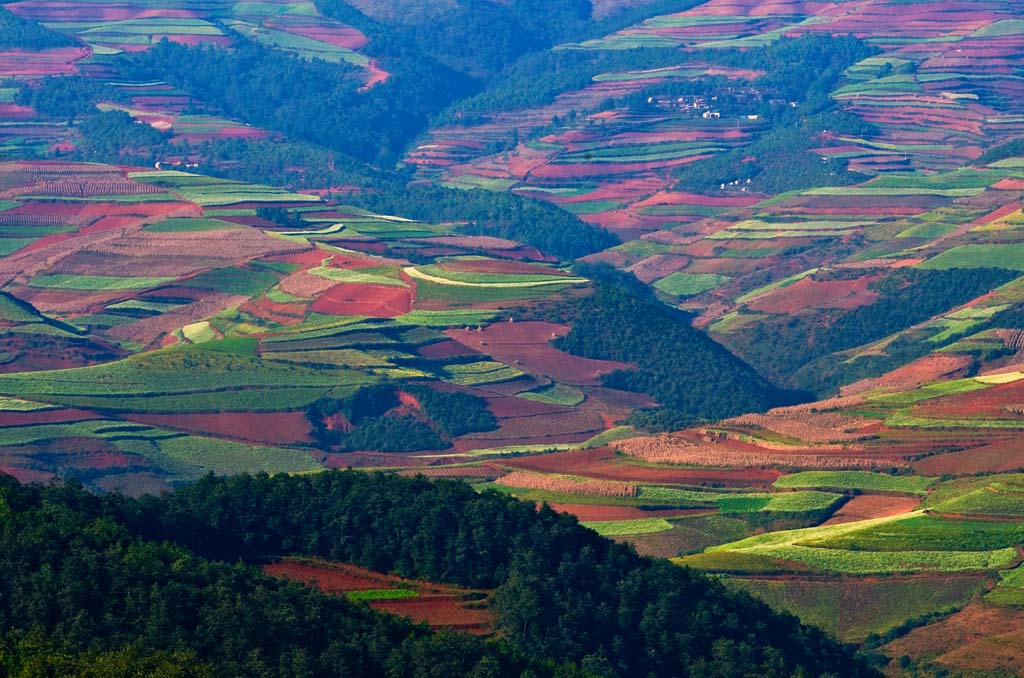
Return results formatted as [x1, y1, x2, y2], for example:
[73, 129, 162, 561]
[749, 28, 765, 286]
[0, 471, 877, 677]
[542, 265, 790, 427]
[0, 6, 76, 49]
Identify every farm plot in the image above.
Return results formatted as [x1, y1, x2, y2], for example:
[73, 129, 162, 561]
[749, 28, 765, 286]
[264, 558, 491, 633]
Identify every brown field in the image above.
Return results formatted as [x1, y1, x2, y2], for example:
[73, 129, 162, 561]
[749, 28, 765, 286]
[883, 602, 1024, 675]
[614, 433, 912, 469]
[501, 446, 783, 487]
[264, 558, 493, 633]
[124, 411, 313, 445]
[747, 276, 882, 314]
[823, 494, 922, 526]
[496, 470, 636, 496]
[726, 411, 882, 444]
[446, 321, 632, 385]
[310, 282, 413, 317]
[841, 354, 976, 397]
[913, 436, 1024, 475]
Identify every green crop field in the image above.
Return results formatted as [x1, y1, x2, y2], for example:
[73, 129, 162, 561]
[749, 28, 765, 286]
[144, 218, 245, 232]
[919, 244, 1024, 271]
[518, 383, 585, 406]
[729, 575, 989, 642]
[28, 274, 176, 290]
[798, 516, 1024, 552]
[345, 589, 418, 603]
[774, 471, 936, 495]
[654, 273, 731, 297]
[582, 518, 675, 536]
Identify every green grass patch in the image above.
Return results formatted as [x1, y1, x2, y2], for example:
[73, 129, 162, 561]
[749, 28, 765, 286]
[28, 274, 175, 290]
[799, 516, 1024, 552]
[654, 272, 730, 297]
[345, 589, 418, 603]
[181, 266, 280, 296]
[919, 244, 1024, 271]
[143, 217, 244, 232]
[728, 575, 989, 642]
[517, 383, 585, 406]
[774, 471, 935, 495]
[582, 518, 674, 536]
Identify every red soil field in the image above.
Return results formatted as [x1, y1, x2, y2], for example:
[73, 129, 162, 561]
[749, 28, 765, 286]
[615, 432, 914, 470]
[972, 202, 1022, 225]
[841, 354, 975, 397]
[822, 494, 921, 526]
[633, 191, 763, 209]
[124, 411, 314, 445]
[360, 59, 390, 90]
[461, 408, 605, 445]
[310, 282, 412, 317]
[0, 466, 54, 484]
[993, 178, 1024, 191]
[912, 436, 1024, 476]
[484, 395, 573, 419]
[0, 46, 90, 77]
[501, 446, 783, 487]
[446, 321, 632, 385]
[264, 559, 492, 633]
[883, 603, 1024, 674]
[371, 598, 491, 632]
[0, 408, 98, 427]
[747, 275, 882, 314]
[265, 560, 401, 592]
[912, 379, 1024, 419]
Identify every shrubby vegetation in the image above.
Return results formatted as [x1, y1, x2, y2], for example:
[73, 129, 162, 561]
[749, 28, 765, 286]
[77, 110, 167, 159]
[0, 470, 878, 677]
[306, 383, 497, 451]
[14, 75, 122, 120]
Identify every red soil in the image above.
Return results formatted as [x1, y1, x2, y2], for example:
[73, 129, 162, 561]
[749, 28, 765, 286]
[264, 559, 492, 633]
[913, 379, 1024, 419]
[993, 178, 1024, 191]
[913, 437, 1024, 476]
[0, 408, 97, 427]
[0, 46, 90, 77]
[123, 411, 314, 445]
[822, 494, 921, 526]
[360, 59, 390, 90]
[446, 321, 632, 385]
[883, 603, 1024, 673]
[841, 354, 976, 397]
[0, 466, 54, 484]
[972, 202, 1022, 225]
[747, 275, 882, 314]
[633, 191, 763, 208]
[416, 339, 481, 360]
[310, 282, 412, 317]
[501, 446, 783, 488]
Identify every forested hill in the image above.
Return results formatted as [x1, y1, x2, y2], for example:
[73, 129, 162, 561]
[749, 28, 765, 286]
[0, 471, 876, 677]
